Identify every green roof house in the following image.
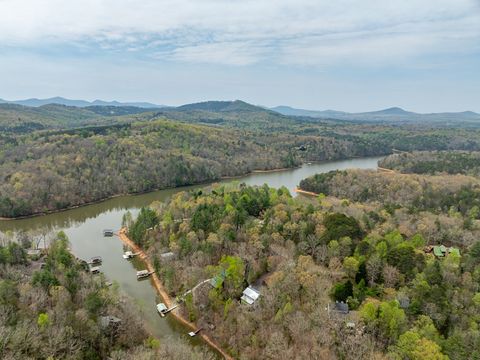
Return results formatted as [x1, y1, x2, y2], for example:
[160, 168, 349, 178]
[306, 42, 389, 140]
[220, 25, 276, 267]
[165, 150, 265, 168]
[433, 246, 445, 257]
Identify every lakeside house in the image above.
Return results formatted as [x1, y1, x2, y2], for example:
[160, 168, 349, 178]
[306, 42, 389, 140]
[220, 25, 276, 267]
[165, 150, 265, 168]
[100, 316, 122, 329]
[160, 252, 175, 261]
[26, 249, 42, 258]
[241, 286, 260, 305]
[328, 301, 349, 315]
[209, 270, 226, 289]
[425, 245, 460, 258]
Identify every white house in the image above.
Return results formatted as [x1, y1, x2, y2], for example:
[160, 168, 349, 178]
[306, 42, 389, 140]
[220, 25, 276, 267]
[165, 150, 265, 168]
[241, 286, 260, 305]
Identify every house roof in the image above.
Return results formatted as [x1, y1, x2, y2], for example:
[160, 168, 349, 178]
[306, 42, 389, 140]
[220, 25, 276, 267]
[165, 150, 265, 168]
[160, 252, 175, 259]
[209, 270, 226, 288]
[156, 303, 167, 313]
[449, 248, 461, 256]
[433, 246, 445, 257]
[100, 316, 122, 328]
[27, 249, 41, 256]
[241, 286, 260, 305]
[334, 301, 349, 314]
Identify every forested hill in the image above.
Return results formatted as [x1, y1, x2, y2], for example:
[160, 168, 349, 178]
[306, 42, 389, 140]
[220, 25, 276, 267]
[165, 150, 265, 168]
[127, 181, 480, 359]
[379, 151, 480, 177]
[0, 231, 211, 359]
[1, 118, 379, 218]
[3, 101, 480, 217]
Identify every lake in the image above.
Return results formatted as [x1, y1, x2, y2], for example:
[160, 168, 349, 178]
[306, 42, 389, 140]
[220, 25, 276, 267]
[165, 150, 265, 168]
[0, 156, 382, 353]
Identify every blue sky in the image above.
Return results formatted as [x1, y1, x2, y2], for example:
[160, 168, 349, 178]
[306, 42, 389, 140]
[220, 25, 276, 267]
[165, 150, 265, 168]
[0, 0, 479, 112]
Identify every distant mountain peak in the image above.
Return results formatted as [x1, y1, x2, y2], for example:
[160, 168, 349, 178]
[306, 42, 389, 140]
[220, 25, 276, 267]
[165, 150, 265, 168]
[177, 100, 264, 112]
[370, 107, 411, 115]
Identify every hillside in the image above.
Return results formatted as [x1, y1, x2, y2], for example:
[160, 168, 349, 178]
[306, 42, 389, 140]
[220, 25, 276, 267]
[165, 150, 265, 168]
[127, 178, 480, 359]
[379, 151, 480, 176]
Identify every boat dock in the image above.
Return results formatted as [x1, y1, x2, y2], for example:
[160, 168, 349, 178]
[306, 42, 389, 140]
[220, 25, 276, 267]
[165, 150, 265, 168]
[188, 328, 203, 337]
[88, 256, 103, 265]
[156, 303, 179, 317]
[123, 251, 140, 259]
[136, 269, 155, 279]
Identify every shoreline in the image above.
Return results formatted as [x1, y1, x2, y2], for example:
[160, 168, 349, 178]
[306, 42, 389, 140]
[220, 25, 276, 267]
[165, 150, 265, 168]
[294, 187, 319, 197]
[117, 228, 233, 360]
[0, 166, 299, 221]
[0, 155, 384, 221]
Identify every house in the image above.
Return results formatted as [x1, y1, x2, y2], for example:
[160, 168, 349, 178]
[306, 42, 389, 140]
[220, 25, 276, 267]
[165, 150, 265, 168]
[433, 245, 447, 257]
[241, 286, 260, 305]
[100, 316, 122, 329]
[432, 245, 460, 258]
[328, 301, 349, 315]
[27, 249, 42, 258]
[397, 294, 410, 309]
[160, 252, 175, 261]
[209, 270, 226, 289]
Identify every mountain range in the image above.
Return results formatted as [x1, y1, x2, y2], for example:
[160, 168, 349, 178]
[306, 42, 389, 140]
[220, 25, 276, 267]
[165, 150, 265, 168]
[0, 96, 163, 108]
[270, 105, 480, 123]
[1, 97, 479, 125]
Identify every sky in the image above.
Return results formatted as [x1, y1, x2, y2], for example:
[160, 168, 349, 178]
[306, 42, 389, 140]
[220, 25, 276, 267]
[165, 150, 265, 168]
[0, 0, 479, 112]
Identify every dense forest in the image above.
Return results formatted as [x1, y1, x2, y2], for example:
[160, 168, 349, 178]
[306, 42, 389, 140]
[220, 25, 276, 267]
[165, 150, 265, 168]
[126, 180, 480, 359]
[2, 101, 480, 218]
[298, 169, 480, 227]
[0, 231, 213, 359]
[379, 151, 480, 177]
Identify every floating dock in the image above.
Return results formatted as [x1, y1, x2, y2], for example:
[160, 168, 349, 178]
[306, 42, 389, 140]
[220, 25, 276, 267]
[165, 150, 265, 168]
[103, 229, 114, 237]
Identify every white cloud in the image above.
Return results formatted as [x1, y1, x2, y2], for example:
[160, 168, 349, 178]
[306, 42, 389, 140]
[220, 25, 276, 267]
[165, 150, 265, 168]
[0, 0, 479, 66]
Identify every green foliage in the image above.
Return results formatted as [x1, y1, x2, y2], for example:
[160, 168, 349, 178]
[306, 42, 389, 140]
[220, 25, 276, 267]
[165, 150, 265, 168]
[129, 207, 159, 245]
[360, 300, 407, 345]
[323, 213, 363, 242]
[37, 313, 50, 329]
[85, 291, 103, 315]
[32, 269, 60, 291]
[331, 280, 353, 302]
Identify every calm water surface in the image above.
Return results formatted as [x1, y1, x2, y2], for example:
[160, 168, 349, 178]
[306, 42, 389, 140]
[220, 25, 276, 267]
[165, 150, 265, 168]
[0, 156, 381, 352]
